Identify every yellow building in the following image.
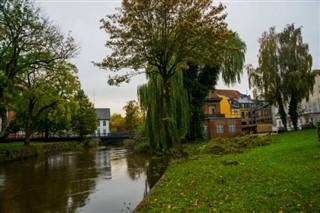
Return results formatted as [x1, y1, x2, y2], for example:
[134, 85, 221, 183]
[218, 95, 241, 118]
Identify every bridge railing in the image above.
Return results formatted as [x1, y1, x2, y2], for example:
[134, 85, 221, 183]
[87, 132, 134, 138]
[2, 132, 134, 142]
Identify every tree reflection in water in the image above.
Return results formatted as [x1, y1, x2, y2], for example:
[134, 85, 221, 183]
[0, 147, 168, 213]
[0, 151, 98, 213]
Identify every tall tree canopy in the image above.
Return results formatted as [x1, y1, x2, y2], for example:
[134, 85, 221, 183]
[96, 0, 246, 152]
[248, 24, 314, 130]
[0, 0, 78, 138]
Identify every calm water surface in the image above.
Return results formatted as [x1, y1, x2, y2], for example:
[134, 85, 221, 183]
[0, 147, 167, 213]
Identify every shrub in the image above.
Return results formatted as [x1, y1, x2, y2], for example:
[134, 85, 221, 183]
[134, 141, 151, 153]
[302, 122, 316, 130]
[200, 135, 273, 155]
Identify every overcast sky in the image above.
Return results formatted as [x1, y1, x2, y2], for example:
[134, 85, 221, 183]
[36, 0, 319, 115]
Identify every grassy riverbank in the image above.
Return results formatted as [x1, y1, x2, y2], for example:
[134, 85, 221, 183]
[0, 141, 80, 162]
[135, 129, 320, 212]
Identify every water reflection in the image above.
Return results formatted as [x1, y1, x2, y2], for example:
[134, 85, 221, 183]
[0, 147, 167, 213]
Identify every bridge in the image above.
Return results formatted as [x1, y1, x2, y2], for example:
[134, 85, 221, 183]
[95, 133, 134, 146]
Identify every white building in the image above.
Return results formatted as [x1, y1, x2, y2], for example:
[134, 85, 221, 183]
[95, 108, 110, 136]
[300, 69, 320, 126]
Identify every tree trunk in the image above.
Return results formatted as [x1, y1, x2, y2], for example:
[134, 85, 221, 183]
[162, 75, 182, 152]
[0, 108, 9, 139]
[162, 77, 173, 151]
[288, 93, 298, 131]
[24, 99, 35, 146]
[24, 115, 32, 146]
[277, 96, 287, 131]
[188, 109, 203, 141]
[0, 88, 9, 139]
[45, 129, 49, 141]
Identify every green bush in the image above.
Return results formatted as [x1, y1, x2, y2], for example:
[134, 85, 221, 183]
[302, 122, 316, 130]
[82, 138, 99, 148]
[123, 139, 135, 148]
[133, 140, 151, 153]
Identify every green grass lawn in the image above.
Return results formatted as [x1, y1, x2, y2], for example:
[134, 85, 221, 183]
[136, 129, 320, 212]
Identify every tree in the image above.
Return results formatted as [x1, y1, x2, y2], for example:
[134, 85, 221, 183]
[0, 0, 78, 139]
[247, 27, 288, 131]
[14, 62, 80, 145]
[123, 100, 142, 132]
[248, 24, 314, 131]
[71, 89, 97, 140]
[109, 113, 126, 133]
[278, 24, 314, 130]
[183, 34, 245, 141]
[96, 0, 245, 152]
[183, 64, 220, 141]
[34, 93, 79, 139]
[138, 68, 189, 152]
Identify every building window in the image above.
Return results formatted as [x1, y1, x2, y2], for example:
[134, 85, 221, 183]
[103, 120, 106, 126]
[103, 129, 107, 135]
[312, 102, 317, 112]
[216, 125, 224, 133]
[211, 105, 215, 114]
[229, 124, 236, 133]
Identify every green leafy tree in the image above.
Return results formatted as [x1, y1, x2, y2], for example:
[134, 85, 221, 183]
[109, 113, 126, 133]
[0, 0, 78, 139]
[71, 89, 97, 140]
[248, 24, 314, 131]
[14, 62, 80, 145]
[123, 100, 142, 132]
[183, 64, 220, 141]
[183, 34, 245, 141]
[34, 99, 78, 139]
[279, 24, 314, 130]
[96, 0, 245, 152]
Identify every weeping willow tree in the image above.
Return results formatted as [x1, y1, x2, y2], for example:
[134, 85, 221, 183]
[138, 68, 189, 153]
[96, 0, 246, 152]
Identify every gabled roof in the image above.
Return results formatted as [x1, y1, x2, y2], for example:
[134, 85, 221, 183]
[208, 90, 221, 99]
[95, 108, 110, 120]
[214, 89, 243, 99]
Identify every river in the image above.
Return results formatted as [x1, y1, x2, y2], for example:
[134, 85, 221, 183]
[0, 146, 168, 213]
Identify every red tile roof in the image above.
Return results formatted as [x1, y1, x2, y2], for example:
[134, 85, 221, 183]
[214, 89, 242, 99]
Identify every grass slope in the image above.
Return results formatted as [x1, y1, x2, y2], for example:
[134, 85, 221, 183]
[136, 129, 320, 212]
[0, 142, 54, 151]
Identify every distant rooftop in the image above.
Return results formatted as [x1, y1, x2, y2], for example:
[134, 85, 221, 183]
[214, 89, 243, 99]
[237, 98, 254, 104]
[95, 108, 110, 120]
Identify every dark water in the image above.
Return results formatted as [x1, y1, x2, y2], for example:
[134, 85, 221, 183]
[0, 147, 168, 213]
